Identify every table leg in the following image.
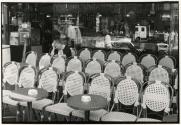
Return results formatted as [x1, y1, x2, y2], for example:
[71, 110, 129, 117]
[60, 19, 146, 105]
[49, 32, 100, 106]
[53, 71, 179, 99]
[27, 101, 32, 122]
[85, 110, 90, 121]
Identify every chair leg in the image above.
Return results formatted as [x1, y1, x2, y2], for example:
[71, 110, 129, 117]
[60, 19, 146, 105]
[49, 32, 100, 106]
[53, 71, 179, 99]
[40, 111, 45, 122]
[32, 109, 39, 121]
[143, 109, 147, 118]
[54, 113, 58, 121]
[2, 104, 6, 117]
[16, 104, 21, 122]
[48, 112, 52, 122]
[22, 107, 26, 122]
[69, 113, 72, 122]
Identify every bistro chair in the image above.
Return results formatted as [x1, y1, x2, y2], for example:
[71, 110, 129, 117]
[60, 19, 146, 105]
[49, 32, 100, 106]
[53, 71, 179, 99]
[107, 51, 122, 62]
[78, 48, 91, 64]
[70, 47, 77, 57]
[125, 62, 145, 84]
[158, 55, 176, 69]
[72, 73, 113, 121]
[18, 64, 37, 88]
[84, 58, 103, 77]
[17, 64, 37, 120]
[158, 55, 177, 85]
[51, 55, 66, 75]
[137, 81, 173, 121]
[121, 52, 137, 67]
[174, 73, 178, 91]
[92, 50, 106, 65]
[39, 53, 51, 70]
[31, 66, 59, 121]
[2, 61, 21, 121]
[45, 71, 86, 121]
[66, 56, 83, 72]
[147, 65, 171, 85]
[173, 73, 178, 114]
[140, 54, 157, 69]
[101, 76, 141, 122]
[25, 51, 38, 67]
[104, 60, 124, 82]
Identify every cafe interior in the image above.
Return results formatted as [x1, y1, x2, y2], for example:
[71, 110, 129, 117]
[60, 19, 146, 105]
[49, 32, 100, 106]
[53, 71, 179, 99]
[1, 1, 179, 123]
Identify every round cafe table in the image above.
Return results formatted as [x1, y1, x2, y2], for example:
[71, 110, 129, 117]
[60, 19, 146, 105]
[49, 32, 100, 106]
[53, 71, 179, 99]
[10, 88, 48, 122]
[67, 94, 107, 121]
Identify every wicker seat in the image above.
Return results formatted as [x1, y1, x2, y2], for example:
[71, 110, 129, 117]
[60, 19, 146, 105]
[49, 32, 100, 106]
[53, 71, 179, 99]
[101, 77, 141, 122]
[72, 73, 112, 121]
[121, 52, 137, 67]
[66, 56, 83, 72]
[101, 112, 137, 121]
[84, 59, 102, 76]
[140, 54, 157, 69]
[136, 118, 161, 122]
[25, 51, 37, 67]
[92, 50, 106, 64]
[79, 48, 91, 64]
[107, 51, 121, 62]
[125, 62, 145, 83]
[45, 71, 86, 121]
[158, 55, 176, 69]
[138, 81, 173, 121]
[39, 53, 51, 70]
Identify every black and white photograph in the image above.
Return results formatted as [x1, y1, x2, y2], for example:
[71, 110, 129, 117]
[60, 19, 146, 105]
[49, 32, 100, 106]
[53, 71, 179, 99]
[1, 1, 179, 123]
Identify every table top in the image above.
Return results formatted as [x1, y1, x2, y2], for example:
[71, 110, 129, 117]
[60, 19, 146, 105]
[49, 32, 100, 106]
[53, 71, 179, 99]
[67, 94, 107, 111]
[10, 88, 48, 102]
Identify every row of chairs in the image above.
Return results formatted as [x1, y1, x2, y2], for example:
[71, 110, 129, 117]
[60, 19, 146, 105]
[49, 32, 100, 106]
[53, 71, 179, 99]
[50, 55, 177, 86]
[74, 48, 176, 69]
[2, 62, 175, 122]
[25, 48, 176, 71]
[24, 50, 178, 89]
